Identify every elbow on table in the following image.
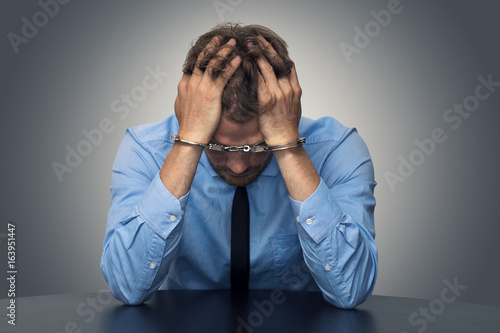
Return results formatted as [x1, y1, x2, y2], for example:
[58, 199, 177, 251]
[100, 261, 149, 306]
[322, 275, 376, 309]
[323, 291, 372, 309]
[114, 291, 147, 306]
[107, 282, 150, 306]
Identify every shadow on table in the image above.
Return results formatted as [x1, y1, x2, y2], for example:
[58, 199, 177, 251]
[103, 290, 375, 333]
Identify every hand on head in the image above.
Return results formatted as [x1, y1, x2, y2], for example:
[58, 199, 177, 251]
[249, 36, 302, 146]
[175, 36, 241, 144]
[175, 27, 302, 148]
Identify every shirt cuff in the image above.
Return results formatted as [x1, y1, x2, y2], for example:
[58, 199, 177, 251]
[137, 171, 189, 239]
[289, 179, 344, 244]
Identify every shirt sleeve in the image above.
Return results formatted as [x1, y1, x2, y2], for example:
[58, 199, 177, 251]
[289, 129, 378, 309]
[100, 129, 188, 305]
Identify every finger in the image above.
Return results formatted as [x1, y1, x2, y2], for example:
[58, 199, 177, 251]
[256, 35, 285, 67]
[257, 71, 273, 108]
[177, 73, 190, 93]
[255, 35, 298, 94]
[214, 54, 241, 91]
[248, 37, 280, 91]
[202, 38, 237, 84]
[205, 37, 236, 69]
[278, 77, 293, 100]
[255, 53, 280, 93]
[193, 35, 223, 76]
[288, 64, 302, 99]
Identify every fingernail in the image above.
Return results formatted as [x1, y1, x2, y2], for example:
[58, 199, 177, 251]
[228, 38, 236, 45]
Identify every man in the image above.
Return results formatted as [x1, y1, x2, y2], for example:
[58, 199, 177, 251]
[100, 23, 378, 309]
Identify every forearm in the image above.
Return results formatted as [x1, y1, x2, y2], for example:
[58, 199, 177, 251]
[101, 212, 182, 305]
[102, 133, 190, 305]
[290, 180, 378, 309]
[159, 142, 204, 199]
[273, 146, 320, 202]
[301, 220, 377, 309]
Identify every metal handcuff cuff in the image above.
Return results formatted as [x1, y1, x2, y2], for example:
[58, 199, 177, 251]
[170, 135, 306, 152]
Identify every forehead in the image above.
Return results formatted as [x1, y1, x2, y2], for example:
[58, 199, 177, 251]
[212, 117, 263, 145]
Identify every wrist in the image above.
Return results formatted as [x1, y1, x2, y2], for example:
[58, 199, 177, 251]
[263, 133, 300, 147]
[266, 137, 305, 152]
[176, 131, 212, 146]
[272, 144, 305, 158]
[166, 140, 205, 163]
[272, 145, 320, 202]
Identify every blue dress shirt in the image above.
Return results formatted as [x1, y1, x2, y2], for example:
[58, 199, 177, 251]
[100, 115, 378, 308]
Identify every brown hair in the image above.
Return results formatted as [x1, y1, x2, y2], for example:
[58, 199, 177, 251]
[182, 22, 294, 124]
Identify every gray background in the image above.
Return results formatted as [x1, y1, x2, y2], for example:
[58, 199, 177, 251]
[1, 0, 499, 310]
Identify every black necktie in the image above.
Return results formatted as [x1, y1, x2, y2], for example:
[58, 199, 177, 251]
[231, 186, 250, 291]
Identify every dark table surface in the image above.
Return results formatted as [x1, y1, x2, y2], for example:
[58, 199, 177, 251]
[1, 290, 499, 333]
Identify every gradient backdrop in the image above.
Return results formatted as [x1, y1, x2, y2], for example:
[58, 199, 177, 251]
[1, 0, 500, 311]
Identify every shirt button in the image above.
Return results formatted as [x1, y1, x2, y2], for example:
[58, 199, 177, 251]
[296, 216, 300, 223]
[149, 262, 156, 269]
[169, 215, 177, 222]
[325, 264, 331, 271]
[306, 218, 313, 225]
